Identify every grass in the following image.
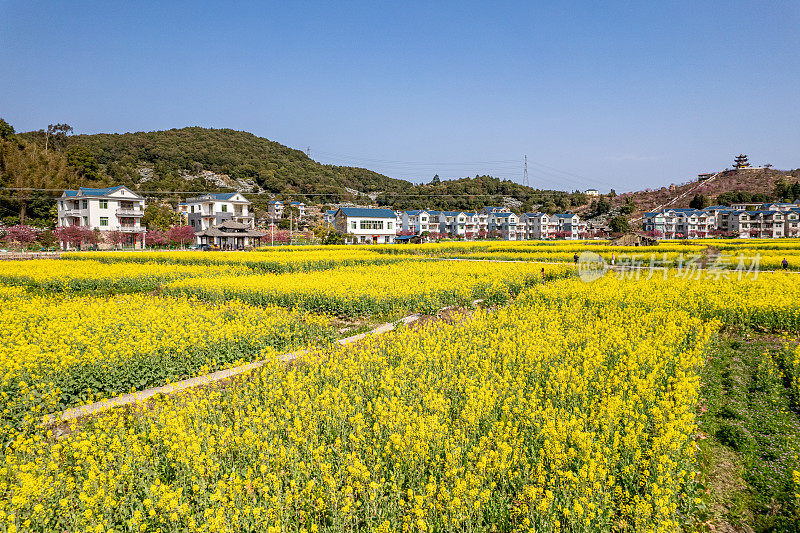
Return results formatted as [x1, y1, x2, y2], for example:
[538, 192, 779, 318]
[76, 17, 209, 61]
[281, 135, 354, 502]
[697, 333, 800, 531]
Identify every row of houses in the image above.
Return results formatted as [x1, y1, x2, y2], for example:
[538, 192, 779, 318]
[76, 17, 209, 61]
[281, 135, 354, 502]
[328, 206, 587, 244]
[643, 202, 800, 238]
[55, 185, 588, 248]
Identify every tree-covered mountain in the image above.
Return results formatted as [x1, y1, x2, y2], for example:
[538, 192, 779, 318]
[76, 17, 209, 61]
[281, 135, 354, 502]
[3, 122, 590, 224]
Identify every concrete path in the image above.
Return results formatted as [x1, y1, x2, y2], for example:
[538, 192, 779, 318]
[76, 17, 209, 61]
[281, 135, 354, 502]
[45, 312, 425, 426]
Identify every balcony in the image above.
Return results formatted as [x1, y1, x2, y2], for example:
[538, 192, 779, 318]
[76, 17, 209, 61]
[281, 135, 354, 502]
[119, 225, 145, 233]
[63, 209, 82, 217]
[116, 209, 144, 217]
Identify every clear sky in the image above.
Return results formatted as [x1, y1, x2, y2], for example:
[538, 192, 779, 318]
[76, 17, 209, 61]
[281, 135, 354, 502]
[1, 1, 798, 192]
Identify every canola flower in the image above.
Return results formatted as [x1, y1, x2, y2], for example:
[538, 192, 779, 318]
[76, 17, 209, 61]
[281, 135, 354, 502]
[164, 261, 574, 317]
[0, 259, 249, 293]
[0, 273, 717, 532]
[0, 287, 334, 441]
[64, 249, 412, 273]
[1, 242, 799, 531]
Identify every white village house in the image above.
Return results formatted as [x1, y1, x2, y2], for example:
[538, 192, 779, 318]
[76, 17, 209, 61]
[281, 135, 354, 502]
[178, 192, 264, 247]
[57, 186, 146, 248]
[179, 192, 254, 231]
[335, 207, 397, 244]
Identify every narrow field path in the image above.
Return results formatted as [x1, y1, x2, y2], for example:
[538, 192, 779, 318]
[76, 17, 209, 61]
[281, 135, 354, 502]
[45, 312, 425, 426]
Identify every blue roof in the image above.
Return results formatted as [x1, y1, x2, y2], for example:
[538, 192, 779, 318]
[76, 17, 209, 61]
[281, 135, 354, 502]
[268, 200, 283, 205]
[325, 209, 337, 215]
[64, 186, 126, 197]
[553, 213, 576, 218]
[524, 212, 546, 217]
[493, 212, 513, 218]
[337, 207, 397, 219]
[290, 201, 304, 205]
[441, 211, 464, 216]
[395, 234, 415, 241]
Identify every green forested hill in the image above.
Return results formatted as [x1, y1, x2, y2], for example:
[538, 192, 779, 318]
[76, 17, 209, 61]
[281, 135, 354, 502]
[3, 123, 586, 225]
[62, 127, 413, 200]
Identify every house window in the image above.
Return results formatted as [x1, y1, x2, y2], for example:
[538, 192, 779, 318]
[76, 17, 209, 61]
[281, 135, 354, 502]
[191, 206, 195, 213]
[191, 220, 195, 227]
[100, 217, 108, 226]
[82, 216, 88, 226]
[351, 221, 357, 230]
[60, 201, 64, 209]
[99, 200, 108, 209]
[359, 220, 384, 230]
[222, 205, 228, 212]
[82, 200, 88, 209]
[387, 222, 393, 229]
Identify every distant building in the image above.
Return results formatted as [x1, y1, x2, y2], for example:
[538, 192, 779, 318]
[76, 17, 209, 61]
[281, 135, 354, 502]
[57, 186, 146, 249]
[487, 211, 519, 240]
[697, 173, 714, 181]
[644, 203, 800, 239]
[323, 209, 337, 225]
[584, 189, 600, 196]
[335, 207, 397, 244]
[288, 201, 306, 219]
[267, 200, 284, 220]
[402, 210, 433, 235]
[733, 154, 750, 169]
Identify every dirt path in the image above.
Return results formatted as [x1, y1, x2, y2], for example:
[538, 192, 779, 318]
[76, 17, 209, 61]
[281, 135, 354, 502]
[45, 300, 485, 428]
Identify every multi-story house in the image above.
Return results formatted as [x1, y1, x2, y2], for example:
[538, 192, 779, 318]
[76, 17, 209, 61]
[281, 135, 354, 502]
[287, 201, 306, 219]
[463, 212, 479, 238]
[267, 200, 284, 220]
[674, 209, 712, 238]
[335, 207, 397, 244]
[786, 209, 800, 237]
[57, 185, 146, 248]
[551, 214, 582, 240]
[402, 210, 433, 235]
[487, 211, 519, 240]
[183, 192, 254, 232]
[643, 210, 681, 238]
[438, 211, 468, 236]
[323, 209, 337, 225]
[519, 213, 552, 240]
[740, 211, 785, 238]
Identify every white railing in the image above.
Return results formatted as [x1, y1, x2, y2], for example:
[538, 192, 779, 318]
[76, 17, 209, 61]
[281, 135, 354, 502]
[119, 226, 144, 232]
[116, 209, 144, 216]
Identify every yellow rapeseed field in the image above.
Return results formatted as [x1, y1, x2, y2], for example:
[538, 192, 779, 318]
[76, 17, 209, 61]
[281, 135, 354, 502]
[65, 249, 411, 273]
[0, 272, 717, 532]
[0, 286, 334, 440]
[164, 261, 574, 317]
[1, 243, 798, 531]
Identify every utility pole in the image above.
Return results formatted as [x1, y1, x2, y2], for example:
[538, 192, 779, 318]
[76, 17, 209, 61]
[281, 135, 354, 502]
[270, 216, 274, 247]
[523, 155, 529, 187]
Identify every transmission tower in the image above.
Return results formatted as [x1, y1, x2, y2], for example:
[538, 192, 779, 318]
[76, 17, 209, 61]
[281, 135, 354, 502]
[523, 155, 529, 187]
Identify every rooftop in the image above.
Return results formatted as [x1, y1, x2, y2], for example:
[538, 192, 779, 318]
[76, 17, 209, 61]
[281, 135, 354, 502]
[336, 207, 397, 219]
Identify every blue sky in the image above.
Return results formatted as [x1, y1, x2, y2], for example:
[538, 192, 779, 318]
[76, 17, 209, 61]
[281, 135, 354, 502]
[1, 1, 798, 192]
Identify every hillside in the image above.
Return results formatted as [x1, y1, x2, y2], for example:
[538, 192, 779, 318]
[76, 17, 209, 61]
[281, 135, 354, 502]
[573, 167, 800, 228]
[617, 168, 800, 218]
[10, 125, 585, 215]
